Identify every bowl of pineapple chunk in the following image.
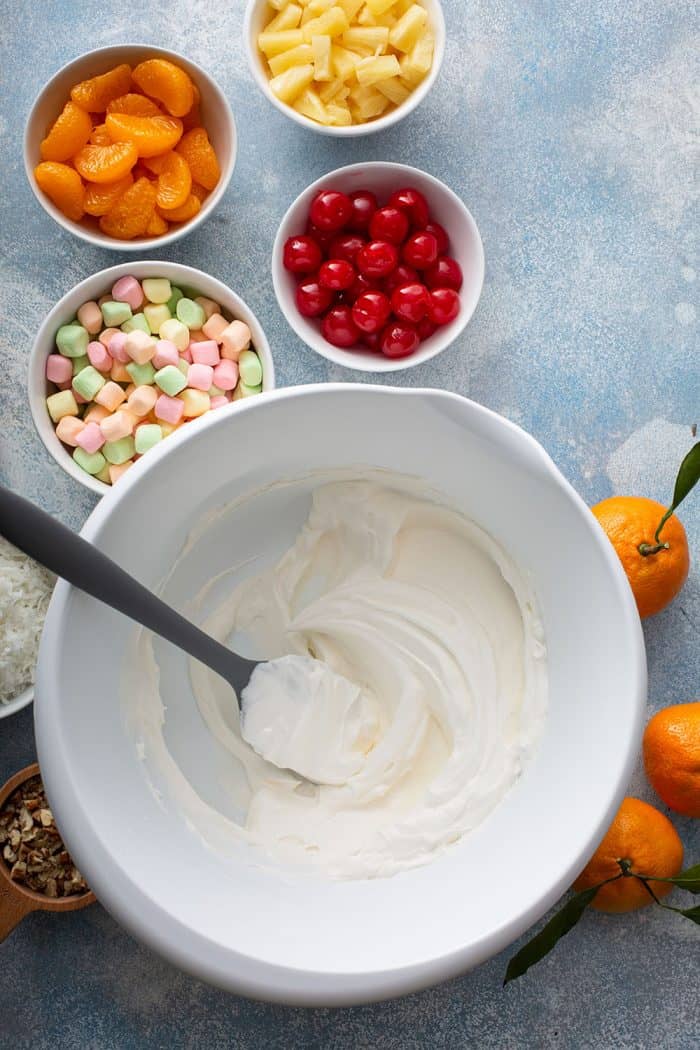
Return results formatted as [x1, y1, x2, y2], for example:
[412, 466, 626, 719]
[244, 0, 445, 134]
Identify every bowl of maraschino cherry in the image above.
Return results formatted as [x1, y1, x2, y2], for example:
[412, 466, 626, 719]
[272, 162, 485, 372]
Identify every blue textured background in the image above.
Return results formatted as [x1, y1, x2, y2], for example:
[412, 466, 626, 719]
[1, 0, 698, 1045]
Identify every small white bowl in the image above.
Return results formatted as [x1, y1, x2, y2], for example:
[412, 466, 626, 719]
[0, 687, 33, 721]
[244, 0, 445, 137]
[272, 162, 485, 372]
[24, 44, 237, 251]
[28, 262, 276, 497]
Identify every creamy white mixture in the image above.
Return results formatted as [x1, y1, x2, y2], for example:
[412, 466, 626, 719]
[128, 478, 548, 880]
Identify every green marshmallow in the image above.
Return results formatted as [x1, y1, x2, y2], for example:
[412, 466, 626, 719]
[176, 297, 206, 330]
[56, 324, 89, 358]
[101, 301, 132, 327]
[144, 303, 171, 334]
[238, 350, 263, 388]
[126, 361, 156, 386]
[47, 389, 79, 422]
[134, 424, 163, 455]
[166, 286, 183, 314]
[121, 312, 151, 334]
[103, 436, 135, 465]
[73, 447, 106, 476]
[232, 381, 262, 401]
[95, 462, 112, 484]
[154, 364, 187, 395]
[72, 365, 106, 401]
[71, 354, 90, 377]
[142, 278, 171, 304]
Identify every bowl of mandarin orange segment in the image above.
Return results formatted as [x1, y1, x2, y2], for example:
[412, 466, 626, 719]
[25, 45, 236, 249]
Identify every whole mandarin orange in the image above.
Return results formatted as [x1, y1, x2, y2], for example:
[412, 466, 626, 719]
[643, 702, 700, 818]
[573, 797, 684, 912]
[591, 496, 689, 618]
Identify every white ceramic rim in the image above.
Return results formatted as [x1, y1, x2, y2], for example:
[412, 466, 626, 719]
[24, 43, 237, 251]
[243, 0, 446, 138]
[272, 161, 485, 372]
[28, 261, 276, 497]
[0, 686, 33, 720]
[34, 384, 647, 1006]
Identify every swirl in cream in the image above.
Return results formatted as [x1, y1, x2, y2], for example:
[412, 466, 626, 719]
[186, 480, 548, 879]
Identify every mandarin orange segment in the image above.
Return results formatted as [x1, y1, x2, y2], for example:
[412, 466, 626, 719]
[70, 63, 133, 112]
[176, 127, 220, 191]
[34, 162, 85, 221]
[106, 93, 163, 117]
[105, 112, 183, 157]
[89, 122, 111, 146]
[143, 150, 192, 210]
[132, 58, 195, 118]
[146, 211, 169, 236]
[157, 192, 201, 222]
[40, 101, 92, 162]
[99, 177, 157, 239]
[73, 141, 138, 184]
[84, 173, 134, 216]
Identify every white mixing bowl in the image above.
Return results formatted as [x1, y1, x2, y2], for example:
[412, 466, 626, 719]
[35, 385, 645, 1005]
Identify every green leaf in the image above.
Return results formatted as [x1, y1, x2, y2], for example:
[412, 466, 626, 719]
[662, 903, 700, 925]
[656, 441, 700, 542]
[668, 864, 700, 894]
[503, 887, 598, 985]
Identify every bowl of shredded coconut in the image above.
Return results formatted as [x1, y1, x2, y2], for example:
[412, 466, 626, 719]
[0, 536, 55, 718]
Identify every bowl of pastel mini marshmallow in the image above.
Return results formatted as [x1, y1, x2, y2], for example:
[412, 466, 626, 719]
[244, 0, 445, 136]
[24, 44, 236, 249]
[28, 262, 275, 495]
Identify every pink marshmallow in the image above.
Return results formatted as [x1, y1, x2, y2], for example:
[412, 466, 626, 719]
[100, 410, 134, 442]
[75, 421, 105, 454]
[87, 341, 113, 373]
[46, 354, 73, 385]
[191, 340, 220, 366]
[99, 327, 120, 348]
[154, 394, 185, 425]
[77, 301, 103, 335]
[55, 416, 85, 446]
[152, 339, 180, 370]
[210, 395, 229, 410]
[212, 359, 238, 391]
[202, 313, 229, 343]
[187, 363, 214, 391]
[108, 331, 129, 363]
[112, 276, 144, 312]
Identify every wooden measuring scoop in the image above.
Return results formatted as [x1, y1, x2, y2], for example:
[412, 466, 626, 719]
[0, 763, 95, 942]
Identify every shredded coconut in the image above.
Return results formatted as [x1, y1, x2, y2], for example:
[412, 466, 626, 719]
[0, 537, 54, 704]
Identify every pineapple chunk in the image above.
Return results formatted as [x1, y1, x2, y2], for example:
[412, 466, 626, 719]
[388, 3, 427, 51]
[293, 86, 328, 122]
[265, 3, 303, 31]
[312, 34, 333, 79]
[258, 29, 305, 57]
[267, 0, 288, 9]
[355, 53, 401, 85]
[326, 102, 353, 125]
[393, 0, 414, 12]
[341, 26, 389, 54]
[375, 74, 411, 105]
[337, 0, 364, 18]
[301, 7, 350, 40]
[318, 77, 346, 102]
[331, 43, 361, 79]
[306, 0, 335, 13]
[366, 0, 396, 14]
[357, 5, 378, 25]
[399, 31, 433, 84]
[349, 83, 390, 118]
[268, 43, 315, 75]
[269, 63, 315, 103]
